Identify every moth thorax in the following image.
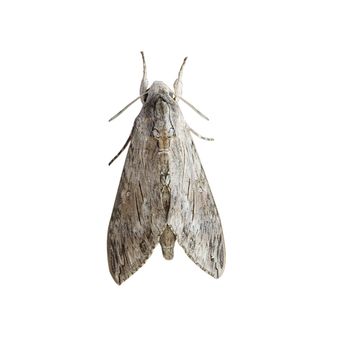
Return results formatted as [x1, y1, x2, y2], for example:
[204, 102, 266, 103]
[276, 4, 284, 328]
[152, 98, 175, 154]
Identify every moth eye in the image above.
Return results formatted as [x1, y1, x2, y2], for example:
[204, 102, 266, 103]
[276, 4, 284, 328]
[152, 128, 160, 138]
[168, 128, 175, 138]
[169, 92, 176, 100]
[143, 93, 148, 102]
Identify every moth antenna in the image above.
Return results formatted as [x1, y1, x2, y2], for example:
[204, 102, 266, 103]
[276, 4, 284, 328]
[108, 92, 147, 122]
[189, 128, 214, 141]
[173, 57, 187, 100]
[108, 135, 132, 166]
[140, 51, 148, 96]
[179, 96, 210, 121]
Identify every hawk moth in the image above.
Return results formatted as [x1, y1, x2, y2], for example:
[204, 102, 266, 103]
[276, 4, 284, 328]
[107, 53, 225, 284]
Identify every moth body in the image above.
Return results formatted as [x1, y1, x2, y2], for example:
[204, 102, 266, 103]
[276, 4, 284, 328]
[144, 82, 177, 260]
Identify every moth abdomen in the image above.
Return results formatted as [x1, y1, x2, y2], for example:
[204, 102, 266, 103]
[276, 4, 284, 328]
[159, 225, 176, 260]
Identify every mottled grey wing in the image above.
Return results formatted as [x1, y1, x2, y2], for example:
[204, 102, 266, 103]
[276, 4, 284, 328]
[168, 120, 226, 278]
[107, 116, 165, 285]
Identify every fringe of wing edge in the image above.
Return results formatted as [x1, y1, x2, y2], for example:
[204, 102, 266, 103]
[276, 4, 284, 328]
[177, 242, 225, 279]
[108, 241, 158, 285]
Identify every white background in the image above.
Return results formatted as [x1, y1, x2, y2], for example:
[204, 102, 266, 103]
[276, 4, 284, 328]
[1, 1, 349, 349]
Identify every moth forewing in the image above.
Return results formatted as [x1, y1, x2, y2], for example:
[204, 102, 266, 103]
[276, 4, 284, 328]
[167, 110, 225, 278]
[107, 110, 163, 285]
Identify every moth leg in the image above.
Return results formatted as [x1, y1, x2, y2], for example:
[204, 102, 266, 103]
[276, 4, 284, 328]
[109, 95, 143, 122]
[189, 128, 214, 141]
[108, 135, 131, 166]
[173, 57, 188, 100]
[140, 51, 148, 97]
[179, 96, 210, 121]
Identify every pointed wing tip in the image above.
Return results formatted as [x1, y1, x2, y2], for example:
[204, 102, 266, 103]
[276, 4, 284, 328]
[208, 265, 225, 279]
[111, 272, 127, 286]
[215, 268, 225, 279]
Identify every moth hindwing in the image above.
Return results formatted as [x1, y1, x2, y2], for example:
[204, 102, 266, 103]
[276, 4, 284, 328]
[107, 53, 225, 284]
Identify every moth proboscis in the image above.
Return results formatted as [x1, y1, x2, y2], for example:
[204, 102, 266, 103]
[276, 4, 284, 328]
[107, 52, 225, 285]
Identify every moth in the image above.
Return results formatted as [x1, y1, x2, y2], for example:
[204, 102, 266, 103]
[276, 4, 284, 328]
[107, 52, 225, 284]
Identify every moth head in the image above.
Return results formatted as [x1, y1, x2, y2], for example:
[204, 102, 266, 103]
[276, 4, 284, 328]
[109, 54, 209, 123]
[144, 81, 177, 105]
[140, 52, 178, 105]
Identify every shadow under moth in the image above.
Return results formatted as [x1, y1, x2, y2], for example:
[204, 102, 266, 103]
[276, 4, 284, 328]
[107, 52, 225, 284]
